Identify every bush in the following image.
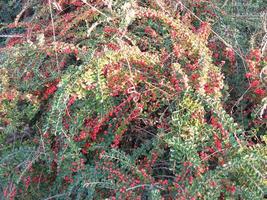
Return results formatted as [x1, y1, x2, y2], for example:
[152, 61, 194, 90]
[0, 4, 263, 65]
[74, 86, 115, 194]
[0, 0, 266, 199]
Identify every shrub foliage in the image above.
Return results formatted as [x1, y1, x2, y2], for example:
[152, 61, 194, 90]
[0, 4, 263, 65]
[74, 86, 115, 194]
[0, 0, 266, 199]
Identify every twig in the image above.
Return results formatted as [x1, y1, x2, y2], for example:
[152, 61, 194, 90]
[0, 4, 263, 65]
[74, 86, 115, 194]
[222, 0, 229, 8]
[0, 34, 24, 38]
[261, 12, 267, 55]
[230, 86, 251, 115]
[42, 193, 66, 200]
[48, 0, 60, 71]
[14, 0, 30, 26]
[5, 125, 33, 144]
[82, 0, 109, 18]
[126, 183, 164, 191]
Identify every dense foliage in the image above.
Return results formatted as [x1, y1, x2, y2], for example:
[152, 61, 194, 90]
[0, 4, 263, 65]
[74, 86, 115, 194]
[0, 0, 266, 199]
